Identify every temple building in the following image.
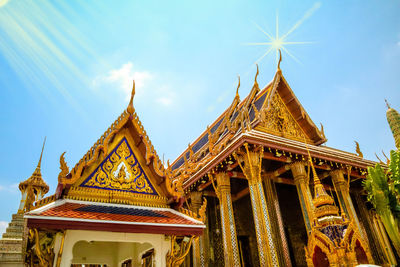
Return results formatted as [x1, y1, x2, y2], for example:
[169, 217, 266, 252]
[0, 55, 398, 266]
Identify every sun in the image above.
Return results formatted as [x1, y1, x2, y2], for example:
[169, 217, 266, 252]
[246, 2, 321, 65]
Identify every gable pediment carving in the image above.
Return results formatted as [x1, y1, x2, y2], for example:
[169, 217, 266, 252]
[79, 137, 159, 196]
[257, 92, 311, 142]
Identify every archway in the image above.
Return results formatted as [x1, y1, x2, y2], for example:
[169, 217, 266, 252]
[355, 240, 368, 264]
[312, 246, 329, 267]
[72, 240, 154, 266]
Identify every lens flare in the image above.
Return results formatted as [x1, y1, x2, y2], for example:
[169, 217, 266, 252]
[246, 2, 321, 65]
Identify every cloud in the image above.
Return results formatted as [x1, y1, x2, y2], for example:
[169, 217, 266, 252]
[155, 85, 176, 107]
[0, 221, 8, 236]
[94, 63, 180, 108]
[397, 41, 400, 46]
[156, 97, 173, 106]
[93, 62, 153, 99]
[0, 183, 19, 193]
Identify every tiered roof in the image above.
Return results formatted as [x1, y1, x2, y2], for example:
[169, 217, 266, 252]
[171, 61, 377, 190]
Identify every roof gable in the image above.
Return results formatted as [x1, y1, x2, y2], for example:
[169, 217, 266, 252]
[79, 136, 160, 196]
[57, 82, 183, 206]
[254, 71, 326, 144]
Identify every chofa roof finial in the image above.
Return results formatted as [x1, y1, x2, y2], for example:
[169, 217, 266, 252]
[277, 49, 282, 71]
[254, 64, 259, 84]
[127, 80, 135, 115]
[235, 75, 240, 98]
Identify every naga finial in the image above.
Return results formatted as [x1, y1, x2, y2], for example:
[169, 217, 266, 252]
[127, 80, 135, 115]
[58, 152, 70, 182]
[277, 49, 282, 71]
[354, 141, 364, 158]
[254, 64, 259, 84]
[235, 75, 240, 98]
[385, 99, 391, 109]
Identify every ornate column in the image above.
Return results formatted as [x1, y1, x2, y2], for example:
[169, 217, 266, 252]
[354, 192, 397, 266]
[211, 171, 241, 266]
[190, 191, 207, 267]
[263, 175, 292, 267]
[234, 144, 279, 267]
[289, 161, 313, 234]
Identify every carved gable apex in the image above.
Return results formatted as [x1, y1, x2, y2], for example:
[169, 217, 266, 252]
[64, 129, 170, 207]
[257, 91, 310, 142]
[79, 136, 159, 196]
[256, 72, 327, 145]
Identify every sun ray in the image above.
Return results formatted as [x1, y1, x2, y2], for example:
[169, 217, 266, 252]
[252, 21, 274, 41]
[281, 47, 301, 64]
[282, 41, 314, 45]
[254, 46, 274, 65]
[246, 4, 319, 65]
[281, 2, 321, 40]
[276, 13, 279, 40]
[244, 42, 274, 46]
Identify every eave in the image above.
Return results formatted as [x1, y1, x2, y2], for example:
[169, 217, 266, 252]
[181, 129, 378, 189]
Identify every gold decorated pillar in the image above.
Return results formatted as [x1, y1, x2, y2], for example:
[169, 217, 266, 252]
[234, 144, 279, 266]
[263, 175, 292, 267]
[211, 171, 241, 266]
[289, 161, 313, 234]
[190, 191, 207, 267]
[330, 170, 363, 235]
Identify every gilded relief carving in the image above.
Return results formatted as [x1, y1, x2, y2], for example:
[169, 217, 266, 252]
[80, 137, 157, 195]
[260, 93, 308, 141]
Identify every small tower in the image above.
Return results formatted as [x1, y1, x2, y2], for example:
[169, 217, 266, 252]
[385, 100, 400, 150]
[0, 140, 49, 266]
[17, 138, 49, 213]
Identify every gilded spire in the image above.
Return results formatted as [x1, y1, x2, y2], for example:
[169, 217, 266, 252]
[385, 100, 400, 150]
[127, 80, 135, 115]
[19, 138, 49, 194]
[37, 136, 46, 169]
[305, 144, 337, 219]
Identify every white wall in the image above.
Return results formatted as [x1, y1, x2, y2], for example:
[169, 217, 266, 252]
[55, 230, 170, 267]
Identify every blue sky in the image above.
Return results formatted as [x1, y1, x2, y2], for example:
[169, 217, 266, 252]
[0, 0, 399, 233]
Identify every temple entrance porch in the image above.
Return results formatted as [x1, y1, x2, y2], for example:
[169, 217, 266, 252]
[57, 230, 170, 267]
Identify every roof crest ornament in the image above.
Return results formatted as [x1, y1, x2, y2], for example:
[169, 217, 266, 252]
[127, 80, 135, 115]
[385, 99, 391, 109]
[277, 49, 282, 71]
[254, 64, 259, 86]
[236, 75, 240, 99]
[37, 137, 46, 168]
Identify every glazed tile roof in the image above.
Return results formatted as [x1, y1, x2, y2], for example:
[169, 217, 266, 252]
[25, 200, 204, 228]
[171, 87, 270, 171]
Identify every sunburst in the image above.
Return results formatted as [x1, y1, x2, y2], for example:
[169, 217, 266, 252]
[246, 2, 321, 65]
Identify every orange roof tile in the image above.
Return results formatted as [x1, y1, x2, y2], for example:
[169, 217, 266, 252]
[25, 200, 204, 233]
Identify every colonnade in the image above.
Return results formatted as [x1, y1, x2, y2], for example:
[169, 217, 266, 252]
[188, 145, 376, 267]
